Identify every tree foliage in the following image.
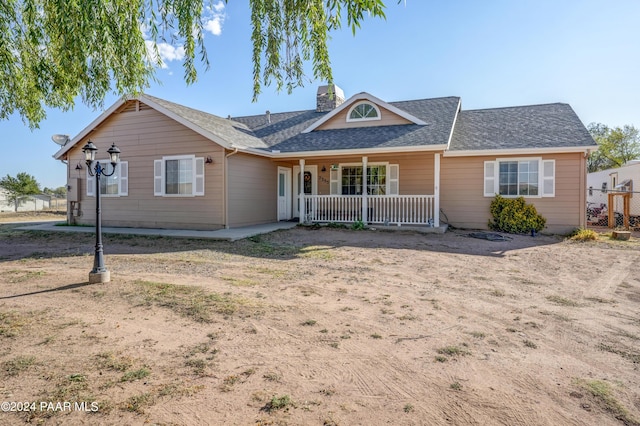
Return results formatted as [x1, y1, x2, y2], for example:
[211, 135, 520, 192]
[0, 172, 41, 211]
[587, 123, 640, 172]
[1, 0, 390, 129]
[43, 186, 67, 198]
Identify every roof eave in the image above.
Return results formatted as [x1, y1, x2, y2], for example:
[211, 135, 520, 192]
[138, 94, 238, 150]
[53, 97, 130, 160]
[445, 99, 462, 151]
[232, 144, 448, 159]
[443, 145, 599, 157]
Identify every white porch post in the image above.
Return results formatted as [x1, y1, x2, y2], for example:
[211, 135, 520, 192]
[434, 153, 440, 227]
[362, 156, 368, 224]
[299, 158, 305, 223]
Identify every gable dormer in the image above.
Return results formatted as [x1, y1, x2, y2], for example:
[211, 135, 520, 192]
[303, 92, 426, 133]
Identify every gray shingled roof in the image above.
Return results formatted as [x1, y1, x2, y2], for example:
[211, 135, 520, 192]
[144, 94, 269, 149]
[232, 97, 461, 152]
[144, 94, 595, 155]
[449, 103, 596, 151]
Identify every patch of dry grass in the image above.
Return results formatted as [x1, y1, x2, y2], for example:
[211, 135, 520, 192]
[126, 280, 260, 323]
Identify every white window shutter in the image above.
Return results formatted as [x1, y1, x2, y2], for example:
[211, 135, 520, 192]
[194, 157, 205, 196]
[484, 161, 496, 197]
[86, 163, 95, 197]
[542, 159, 555, 197]
[154, 160, 163, 196]
[388, 164, 399, 195]
[119, 162, 128, 196]
[330, 168, 339, 195]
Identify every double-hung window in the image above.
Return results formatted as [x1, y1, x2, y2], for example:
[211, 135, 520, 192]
[86, 160, 128, 197]
[154, 155, 205, 197]
[484, 158, 555, 198]
[330, 163, 399, 195]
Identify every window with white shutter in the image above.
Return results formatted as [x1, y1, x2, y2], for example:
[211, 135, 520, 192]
[86, 160, 128, 197]
[154, 155, 205, 197]
[484, 157, 554, 198]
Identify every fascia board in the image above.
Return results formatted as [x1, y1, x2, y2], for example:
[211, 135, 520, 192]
[301, 92, 427, 133]
[445, 99, 461, 151]
[138, 95, 234, 150]
[234, 144, 448, 159]
[442, 145, 599, 157]
[53, 97, 128, 160]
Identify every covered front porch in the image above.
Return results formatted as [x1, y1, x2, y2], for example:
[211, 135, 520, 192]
[303, 194, 437, 226]
[277, 152, 442, 227]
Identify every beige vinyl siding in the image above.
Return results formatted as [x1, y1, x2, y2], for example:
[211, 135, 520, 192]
[440, 153, 585, 233]
[316, 105, 412, 130]
[67, 105, 225, 230]
[276, 152, 437, 196]
[227, 153, 278, 227]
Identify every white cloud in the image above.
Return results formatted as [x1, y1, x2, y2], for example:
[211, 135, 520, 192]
[145, 40, 185, 69]
[204, 1, 226, 36]
[142, 0, 224, 70]
[212, 1, 225, 13]
[204, 16, 223, 36]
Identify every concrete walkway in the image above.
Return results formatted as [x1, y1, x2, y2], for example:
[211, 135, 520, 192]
[14, 221, 298, 241]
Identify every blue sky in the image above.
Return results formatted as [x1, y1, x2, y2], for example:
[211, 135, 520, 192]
[1, 0, 639, 189]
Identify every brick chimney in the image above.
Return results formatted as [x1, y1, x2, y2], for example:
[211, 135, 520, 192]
[316, 84, 345, 112]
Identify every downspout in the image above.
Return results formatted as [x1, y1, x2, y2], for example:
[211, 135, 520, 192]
[61, 158, 71, 224]
[224, 147, 239, 229]
[362, 156, 368, 224]
[581, 149, 591, 228]
[434, 153, 440, 227]
[299, 159, 305, 223]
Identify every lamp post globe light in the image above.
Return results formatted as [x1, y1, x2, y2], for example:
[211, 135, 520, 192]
[82, 141, 121, 284]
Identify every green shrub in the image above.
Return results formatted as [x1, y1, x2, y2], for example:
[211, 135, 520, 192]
[489, 195, 546, 234]
[351, 220, 365, 230]
[567, 228, 598, 241]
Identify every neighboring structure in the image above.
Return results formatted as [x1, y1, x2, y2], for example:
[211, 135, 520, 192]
[0, 190, 51, 212]
[53, 85, 597, 233]
[587, 161, 640, 223]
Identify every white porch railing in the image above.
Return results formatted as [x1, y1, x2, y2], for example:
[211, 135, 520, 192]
[304, 195, 435, 226]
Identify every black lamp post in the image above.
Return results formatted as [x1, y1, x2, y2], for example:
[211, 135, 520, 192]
[82, 140, 121, 283]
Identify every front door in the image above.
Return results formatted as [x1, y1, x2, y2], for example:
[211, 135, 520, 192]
[293, 165, 318, 218]
[277, 167, 292, 221]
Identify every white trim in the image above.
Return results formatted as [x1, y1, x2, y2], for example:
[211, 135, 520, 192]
[277, 167, 292, 221]
[54, 98, 128, 160]
[301, 92, 427, 133]
[293, 164, 317, 218]
[443, 146, 598, 157]
[154, 159, 163, 196]
[119, 162, 129, 196]
[346, 101, 381, 123]
[194, 157, 205, 196]
[236, 144, 449, 159]
[388, 164, 399, 195]
[138, 95, 236, 150]
[86, 167, 95, 197]
[445, 99, 461, 150]
[483, 161, 496, 197]
[434, 153, 440, 227]
[542, 159, 555, 197]
[155, 155, 205, 197]
[86, 160, 128, 197]
[487, 157, 553, 199]
[336, 162, 391, 195]
[54, 94, 243, 161]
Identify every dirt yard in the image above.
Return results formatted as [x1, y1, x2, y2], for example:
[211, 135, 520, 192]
[0, 224, 639, 426]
